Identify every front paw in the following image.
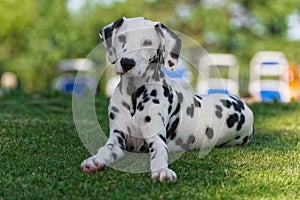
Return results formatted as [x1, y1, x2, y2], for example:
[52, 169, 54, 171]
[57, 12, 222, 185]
[81, 156, 105, 173]
[151, 168, 177, 182]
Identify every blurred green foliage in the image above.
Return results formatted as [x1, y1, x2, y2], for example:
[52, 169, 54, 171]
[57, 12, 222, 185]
[0, 0, 300, 92]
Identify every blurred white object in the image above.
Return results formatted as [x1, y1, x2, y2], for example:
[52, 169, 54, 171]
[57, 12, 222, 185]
[1, 72, 18, 89]
[105, 76, 121, 97]
[53, 59, 97, 95]
[197, 53, 239, 95]
[248, 51, 290, 103]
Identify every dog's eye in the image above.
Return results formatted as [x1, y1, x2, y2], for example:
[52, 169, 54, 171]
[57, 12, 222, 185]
[118, 35, 126, 43]
[143, 39, 152, 47]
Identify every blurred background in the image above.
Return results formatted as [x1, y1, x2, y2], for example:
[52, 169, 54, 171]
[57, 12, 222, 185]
[1, 0, 300, 96]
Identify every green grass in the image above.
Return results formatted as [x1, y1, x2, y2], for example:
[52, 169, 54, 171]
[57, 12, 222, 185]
[0, 93, 299, 200]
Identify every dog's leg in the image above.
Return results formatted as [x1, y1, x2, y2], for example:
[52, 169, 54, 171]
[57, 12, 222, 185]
[145, 132, 177, 182]
[81, 131, 125, 173]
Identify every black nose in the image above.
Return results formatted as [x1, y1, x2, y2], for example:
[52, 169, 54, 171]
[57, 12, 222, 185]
[120, 58, 135, 72]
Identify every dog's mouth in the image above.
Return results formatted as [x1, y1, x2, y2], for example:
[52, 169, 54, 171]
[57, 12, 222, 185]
[116, 71, 125, 75]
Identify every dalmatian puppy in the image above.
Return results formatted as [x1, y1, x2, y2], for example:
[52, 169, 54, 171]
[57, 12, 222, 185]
[81, 17, 254, 182]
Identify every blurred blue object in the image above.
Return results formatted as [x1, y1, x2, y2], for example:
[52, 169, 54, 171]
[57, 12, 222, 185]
[260, 90, 282, 102]
[208, 89, 229, 95]
[248, 51, 291, 103]
[53, 59, 97, 96]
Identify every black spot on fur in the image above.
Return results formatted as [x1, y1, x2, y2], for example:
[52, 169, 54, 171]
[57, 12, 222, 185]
[176, 91, 184, 103]
[150, 90, 157, 97]
[232, 102, 242, 113]
[139, 105, 144, 111]
[215, 105, 223, 112]
[205, 127, 214, 139]
[159, 134, 167, 144]
[152, 99, 160, 104]
[168, 105, 172, 114]
[107, 143, 114, 150]
[113, 17, 124, 29]
[230, 95, 245, 110]
[145, 116, 151, 123]
[149, 142, 153, 148]
[241, 136, 249, 145]
[112, 152, 118, 160]
[109, 112, 115, 120]
[113, 129, 127, 150]
[170, 39, 181, 59]
[134, 86, 146, 98]
[150, 62, 164, 81]
[163, 86, 170, 97]
[186, 104, 194, 118]
[220, 99, 232, 108]
[175, 138, 183, 145]
[137, 102, 144, 111]
[237, 114, 245, 131]
[137, 102, 142, 109]
[163, 85, 173, 104]
[113, 129, 120, 133]
[154, 24, 164, 38]
[150, 151, 157, 160]
[139, 145, 147, 152]
[215, 111, 222, 119]
[122, 42, 126, 49]
[227, 113, 239, 128]
[215, 105, 223, 118]
[171, 103, 181, 118]
[194, 94, 203, 100]
[193, 97, 201, 108]
[143, 97, 150, 103]
[122, 101, 130, 110]
[166, 118, 179, 140]
[168, 94, 173, 104]
[111, 106, 119, 113]
[143, 40, 152, 46]
[149, 53, 160, 64]
[131, 86, 146, 116]
[235, 135, 241, 140]
[117, 136, 125, 150]
[143, 89, 148, 97]
[187, 135, 195, 144]
[102, 26, 113, 49]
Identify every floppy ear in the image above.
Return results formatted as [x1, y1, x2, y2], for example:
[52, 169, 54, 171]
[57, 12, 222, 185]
[155, 23, 181, 70]
[99, 16, 126, 64]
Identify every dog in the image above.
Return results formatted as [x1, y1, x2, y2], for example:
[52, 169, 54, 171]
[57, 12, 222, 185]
[81, 17, 254, 182]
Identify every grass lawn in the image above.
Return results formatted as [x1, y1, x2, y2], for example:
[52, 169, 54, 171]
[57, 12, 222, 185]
[0, 93, 299, 200]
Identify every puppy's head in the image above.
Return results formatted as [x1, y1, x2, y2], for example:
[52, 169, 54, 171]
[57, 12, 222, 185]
[100, 17, 181, 76]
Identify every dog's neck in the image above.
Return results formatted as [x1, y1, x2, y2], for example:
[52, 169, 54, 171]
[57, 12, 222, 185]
[118, 57, 165, 96]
